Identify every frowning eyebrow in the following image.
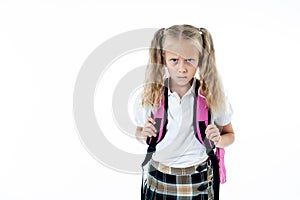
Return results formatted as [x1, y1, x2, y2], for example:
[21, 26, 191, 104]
[168, 56, 197, 60]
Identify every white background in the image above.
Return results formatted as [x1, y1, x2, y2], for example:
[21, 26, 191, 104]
[1, 0, 300, 199]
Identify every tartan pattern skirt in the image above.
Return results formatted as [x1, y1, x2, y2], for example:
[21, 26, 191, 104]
[143, 159, 214, 200]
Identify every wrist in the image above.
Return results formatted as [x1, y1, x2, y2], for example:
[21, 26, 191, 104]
[215, 135, 222, 147]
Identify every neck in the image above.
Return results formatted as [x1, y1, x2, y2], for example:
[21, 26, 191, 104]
[169, 79, 193, 98]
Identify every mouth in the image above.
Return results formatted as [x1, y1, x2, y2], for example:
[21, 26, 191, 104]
[177, 76, 187, 79]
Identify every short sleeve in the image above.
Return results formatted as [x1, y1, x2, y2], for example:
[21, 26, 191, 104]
[214, 96, 233, 126]
[133, 92, 151, 127]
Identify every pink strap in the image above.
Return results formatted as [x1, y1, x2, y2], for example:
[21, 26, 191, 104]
[198, 94, 227, 183]
[153, 96, 165, 143]
[195, 95, 208, 144]
[216, 148, 226, 184]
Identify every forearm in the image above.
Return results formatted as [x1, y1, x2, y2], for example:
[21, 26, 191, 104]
[215, 123, 235, 148]
[135, 126, 146, 143]
[216, 132, 234, 148]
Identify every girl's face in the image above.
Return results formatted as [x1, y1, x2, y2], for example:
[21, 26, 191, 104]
[163, 37, 200, 87]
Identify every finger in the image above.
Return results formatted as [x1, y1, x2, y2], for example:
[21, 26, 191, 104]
[212, 135, 221, 145]
[205, 128, 216, 137]
[151, 125, 158, 137]
[207, 133, 215, 141]
[145, 123, 157, 134]
[206, 124, 213, 129]
[206, 124, 217, 132]
[143, 127, 157, 137]
[147, 116, 156, 125]
[206, 129, 219, 140]
[210, 134, 220, 141]
[206, 125, 218, 133]
[205, 125, 212, 135]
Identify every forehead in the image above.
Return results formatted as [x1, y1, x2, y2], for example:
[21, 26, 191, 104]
[163, 37, 200, 58]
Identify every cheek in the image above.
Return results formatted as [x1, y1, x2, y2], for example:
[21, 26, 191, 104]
[165, 66, 178, 77]
[186, 63, 197, 73]
[165, 61, 176, 70]
[165, 66, 174, 74]
[165, 60, 175, 67]
[192, 60, 199, 68]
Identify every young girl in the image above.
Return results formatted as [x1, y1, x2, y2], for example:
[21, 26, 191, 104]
[134, 24, 234, 200]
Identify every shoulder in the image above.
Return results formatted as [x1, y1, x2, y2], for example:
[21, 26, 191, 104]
[132, 90, 151, 127]
[213, 92, 233, 126]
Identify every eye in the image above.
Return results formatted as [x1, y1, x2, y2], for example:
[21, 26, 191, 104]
[186, 58, 194, 63]
[170, 58, 178, 63]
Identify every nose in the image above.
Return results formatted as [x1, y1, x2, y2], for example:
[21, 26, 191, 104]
[177, 59, 187, 73]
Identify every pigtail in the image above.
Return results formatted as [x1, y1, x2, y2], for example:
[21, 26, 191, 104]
[198, 28, 226, 115]
[142, 28, 165, 109]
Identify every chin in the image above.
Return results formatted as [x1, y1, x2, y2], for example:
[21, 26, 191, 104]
[177, 79, 191, 85]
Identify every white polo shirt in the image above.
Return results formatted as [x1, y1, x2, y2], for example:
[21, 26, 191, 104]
[133, 78, 233, 168]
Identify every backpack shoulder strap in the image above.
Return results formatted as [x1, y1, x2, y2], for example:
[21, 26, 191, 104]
[193, 78, 214, 152]
[142, 79, 169, 167]
[146, 79, 168, 146]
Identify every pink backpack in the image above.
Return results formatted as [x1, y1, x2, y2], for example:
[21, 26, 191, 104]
[141, 78, 226, 200]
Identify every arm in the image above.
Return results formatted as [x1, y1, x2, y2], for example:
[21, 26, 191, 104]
[216, 123, 235, 148]
[205, 123, 235, 148]
[135, 117, 157, 144]
[135, 126, 145, 144]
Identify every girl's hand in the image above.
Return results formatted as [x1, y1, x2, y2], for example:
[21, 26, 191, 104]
[136, 117, 157, 144]
[142, 116, 157, 137]
[205, 124, 222, 146]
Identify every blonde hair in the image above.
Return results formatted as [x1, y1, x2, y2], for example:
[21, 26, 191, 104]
[141, 24, 226, 115]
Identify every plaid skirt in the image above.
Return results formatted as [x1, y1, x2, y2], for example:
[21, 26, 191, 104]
[143, 159, 214, 200]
